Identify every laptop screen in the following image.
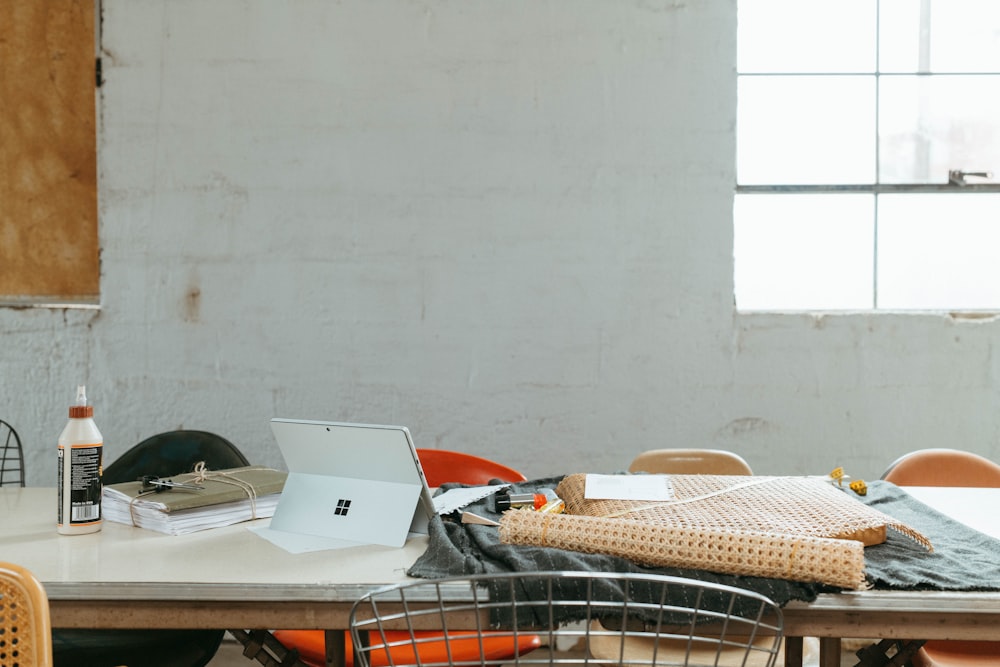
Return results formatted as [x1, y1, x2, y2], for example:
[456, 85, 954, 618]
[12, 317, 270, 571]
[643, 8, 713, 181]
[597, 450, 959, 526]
[265, 419, 436, 548]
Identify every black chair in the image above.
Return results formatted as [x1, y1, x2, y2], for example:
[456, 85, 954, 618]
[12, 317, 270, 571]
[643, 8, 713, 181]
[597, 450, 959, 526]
[52, 430, 249, 667]
[0, 419, 25, 487]
[103, 429, 250, 485]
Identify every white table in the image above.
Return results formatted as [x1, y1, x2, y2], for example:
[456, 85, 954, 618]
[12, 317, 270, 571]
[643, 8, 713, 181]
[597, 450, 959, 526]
[0, 486, 422, 663]
[4, 486, 1000, 667]
[903, 486, 1000, 539]
[781, 484, 1000, 666]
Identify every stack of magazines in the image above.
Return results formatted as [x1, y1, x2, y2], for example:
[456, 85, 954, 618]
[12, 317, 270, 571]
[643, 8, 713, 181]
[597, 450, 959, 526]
[102, 465, 287, 535]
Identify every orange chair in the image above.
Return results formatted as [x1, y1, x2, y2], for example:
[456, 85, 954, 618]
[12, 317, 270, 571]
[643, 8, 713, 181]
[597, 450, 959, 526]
[274, 449, 535, 667]
[882, 448, 1000, 667]
[415, 448, 527, 487]
[281, 630, 542, 667]
[881, 448, 1000, 488]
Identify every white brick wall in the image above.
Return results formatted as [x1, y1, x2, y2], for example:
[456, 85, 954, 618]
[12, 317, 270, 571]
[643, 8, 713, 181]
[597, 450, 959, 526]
[3, 0, 998, 487]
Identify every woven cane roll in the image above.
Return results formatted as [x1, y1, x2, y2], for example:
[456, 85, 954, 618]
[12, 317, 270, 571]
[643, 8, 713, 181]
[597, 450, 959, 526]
[498, 509, 868, 589]
[555, 473, 931, 551]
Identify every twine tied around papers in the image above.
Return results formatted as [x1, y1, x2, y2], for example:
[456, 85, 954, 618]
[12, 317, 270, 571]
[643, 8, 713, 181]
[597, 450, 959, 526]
[191, 461, 259, 519]
[127, 461, 259, 527]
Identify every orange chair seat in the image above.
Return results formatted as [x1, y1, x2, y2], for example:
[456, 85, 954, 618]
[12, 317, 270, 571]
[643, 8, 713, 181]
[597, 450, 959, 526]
[914, 640, 1000, 667]
[882, 449, 1000, 667]
[274, 629, 542, 667]
[415, 449, 527, 487]
[277, 450, 533, 667]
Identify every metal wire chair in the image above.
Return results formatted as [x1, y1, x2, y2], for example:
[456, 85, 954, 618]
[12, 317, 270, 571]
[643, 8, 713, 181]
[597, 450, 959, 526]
[349, 571, 783, 667]
[0, 419, 25, 487]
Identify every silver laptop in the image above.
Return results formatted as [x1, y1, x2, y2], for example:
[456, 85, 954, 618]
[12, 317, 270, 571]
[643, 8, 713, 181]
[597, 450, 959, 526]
[266, 418, 436, 548]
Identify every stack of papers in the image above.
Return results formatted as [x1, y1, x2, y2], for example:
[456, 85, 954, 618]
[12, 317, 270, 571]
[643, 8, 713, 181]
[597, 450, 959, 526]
[102, 466, 287, 535]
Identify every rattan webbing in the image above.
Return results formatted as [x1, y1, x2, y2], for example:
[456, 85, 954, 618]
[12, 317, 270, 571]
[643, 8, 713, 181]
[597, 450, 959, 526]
[498, 474, 931, 590]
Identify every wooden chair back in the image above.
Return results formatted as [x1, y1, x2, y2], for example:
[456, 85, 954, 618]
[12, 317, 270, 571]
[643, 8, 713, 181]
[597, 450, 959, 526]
[881, 448, 1000, 667]
[628, 448, 753, 475]
[881, 448, 1000, 487]
[0, 561, 53, 666]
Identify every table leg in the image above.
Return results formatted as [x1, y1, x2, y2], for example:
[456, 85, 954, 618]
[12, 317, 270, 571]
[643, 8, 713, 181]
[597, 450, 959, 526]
[819, 637, 842, 667]
[784, 636, 803, 667]
[325, 629, 346, 667]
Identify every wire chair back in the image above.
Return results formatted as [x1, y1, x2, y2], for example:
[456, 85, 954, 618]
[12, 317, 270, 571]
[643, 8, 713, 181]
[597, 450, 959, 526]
[349, 571, 783, 667]
[0, 419, 25, 487]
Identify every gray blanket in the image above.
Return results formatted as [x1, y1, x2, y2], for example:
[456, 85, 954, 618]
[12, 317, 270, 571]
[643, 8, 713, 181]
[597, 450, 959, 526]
[408, 478, 1000, 607]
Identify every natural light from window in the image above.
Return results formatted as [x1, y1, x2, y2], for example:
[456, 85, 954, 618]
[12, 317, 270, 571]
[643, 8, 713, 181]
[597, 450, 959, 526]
[734, 0, 1000, 312]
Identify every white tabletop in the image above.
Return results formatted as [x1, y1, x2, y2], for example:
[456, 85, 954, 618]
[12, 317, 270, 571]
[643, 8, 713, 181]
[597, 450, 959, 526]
[0, 487, 425, 601]
[6, 485, 998, 599]
[7, 483, 1000, 658]
[901, 485, 1000, 540]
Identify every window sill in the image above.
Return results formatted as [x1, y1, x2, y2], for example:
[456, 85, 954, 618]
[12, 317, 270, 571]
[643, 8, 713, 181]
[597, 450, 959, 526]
[0, 297, 101, 310]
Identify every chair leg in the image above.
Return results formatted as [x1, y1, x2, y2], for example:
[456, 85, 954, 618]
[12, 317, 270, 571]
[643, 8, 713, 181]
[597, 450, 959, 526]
[854, 639, 926, 667]
[784, 636, 804, 667]
[229, 629, 310, 666]
[326, 629, 347, 667]
[818, 637, 842, 667]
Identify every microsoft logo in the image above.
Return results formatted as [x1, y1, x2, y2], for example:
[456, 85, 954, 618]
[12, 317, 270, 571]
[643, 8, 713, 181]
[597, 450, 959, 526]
[334, 499, 351, 516]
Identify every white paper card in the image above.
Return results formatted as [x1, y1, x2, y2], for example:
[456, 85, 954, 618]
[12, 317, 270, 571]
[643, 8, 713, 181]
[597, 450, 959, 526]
[584, 474, 674, 501]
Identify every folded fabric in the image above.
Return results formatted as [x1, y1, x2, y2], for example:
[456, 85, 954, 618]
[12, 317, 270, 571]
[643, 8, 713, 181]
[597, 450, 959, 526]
[409, 475, 833, 609]
[409, 477, 1000, 610]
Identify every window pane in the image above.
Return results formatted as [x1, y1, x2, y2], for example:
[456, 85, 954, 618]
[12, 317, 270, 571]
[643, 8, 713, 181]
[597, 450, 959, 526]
[738, 76, 876, 184]
[880, 0, 1000, 73]
[738, 0, 876, 73]
[734, 194, 875, 310]
[879, 75, 1000, 183]
[877, 194, 1000, 309]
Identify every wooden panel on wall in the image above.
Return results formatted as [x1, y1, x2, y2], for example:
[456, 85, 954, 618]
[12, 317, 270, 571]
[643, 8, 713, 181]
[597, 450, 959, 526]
[0, 1, 98, 304]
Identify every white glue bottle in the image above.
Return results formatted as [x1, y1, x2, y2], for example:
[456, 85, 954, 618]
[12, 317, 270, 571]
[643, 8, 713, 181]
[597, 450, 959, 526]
[57, 385, 103, 535]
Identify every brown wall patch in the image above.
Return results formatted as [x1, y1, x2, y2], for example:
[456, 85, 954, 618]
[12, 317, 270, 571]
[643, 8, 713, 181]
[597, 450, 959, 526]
[0, 1, 99, 302]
